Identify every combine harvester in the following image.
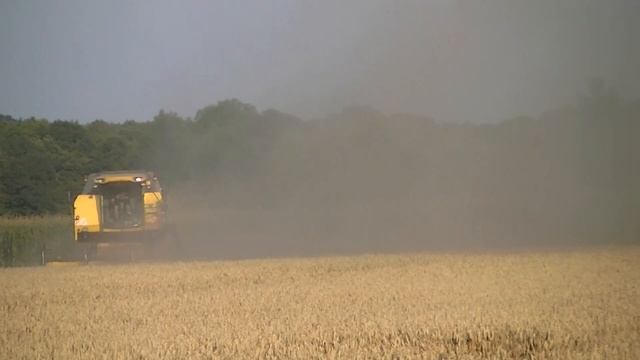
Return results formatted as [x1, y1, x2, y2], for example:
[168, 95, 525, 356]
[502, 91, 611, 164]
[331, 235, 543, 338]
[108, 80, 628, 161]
[45, 170, 177, 264]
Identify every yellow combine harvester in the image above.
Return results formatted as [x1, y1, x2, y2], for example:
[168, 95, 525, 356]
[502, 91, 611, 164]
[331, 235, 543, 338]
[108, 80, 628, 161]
[54, 170, 175, 262]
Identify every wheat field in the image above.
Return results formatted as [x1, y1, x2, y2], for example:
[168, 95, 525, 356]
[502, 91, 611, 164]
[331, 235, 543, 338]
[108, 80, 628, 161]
[1, 247, 639, 359]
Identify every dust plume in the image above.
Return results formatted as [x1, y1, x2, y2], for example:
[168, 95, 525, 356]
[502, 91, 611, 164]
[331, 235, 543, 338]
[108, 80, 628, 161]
[157, 94, 639, 260]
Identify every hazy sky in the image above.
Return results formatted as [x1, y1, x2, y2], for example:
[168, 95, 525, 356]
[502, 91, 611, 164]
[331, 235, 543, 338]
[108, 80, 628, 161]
[1, 0, 639, 122]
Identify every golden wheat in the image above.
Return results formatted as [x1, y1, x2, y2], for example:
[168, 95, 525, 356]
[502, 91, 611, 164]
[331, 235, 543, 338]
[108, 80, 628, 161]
[1, 247, 639, 359]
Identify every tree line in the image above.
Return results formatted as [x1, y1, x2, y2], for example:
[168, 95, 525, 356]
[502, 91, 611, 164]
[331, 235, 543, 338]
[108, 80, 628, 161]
[0, 80, 638, 246]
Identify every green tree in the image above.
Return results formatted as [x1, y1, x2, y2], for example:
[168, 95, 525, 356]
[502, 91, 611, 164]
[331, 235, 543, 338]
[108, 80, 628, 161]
[0, 125, 61, 214]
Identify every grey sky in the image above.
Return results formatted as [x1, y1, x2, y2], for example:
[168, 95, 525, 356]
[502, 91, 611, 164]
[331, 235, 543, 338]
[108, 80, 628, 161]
[1, 0, 639, 122]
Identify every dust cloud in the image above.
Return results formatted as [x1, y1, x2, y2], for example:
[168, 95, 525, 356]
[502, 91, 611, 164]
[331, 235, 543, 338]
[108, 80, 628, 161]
[130, 1, 640, 260]
[161, 100, 639, 260]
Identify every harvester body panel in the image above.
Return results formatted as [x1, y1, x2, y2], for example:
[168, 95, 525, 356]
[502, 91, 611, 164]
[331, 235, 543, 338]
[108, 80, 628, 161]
[143, 192, 163, 230]
[73, 194, 101, 240]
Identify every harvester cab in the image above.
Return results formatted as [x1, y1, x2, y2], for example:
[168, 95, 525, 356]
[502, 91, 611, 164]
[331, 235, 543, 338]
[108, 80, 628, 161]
[48, 170, 174, 262]
[74, 170, 165, 241]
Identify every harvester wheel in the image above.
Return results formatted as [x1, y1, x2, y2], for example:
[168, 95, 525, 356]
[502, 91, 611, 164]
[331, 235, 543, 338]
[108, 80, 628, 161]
[165, 225, 180, 259]
[143, 226, 179, 260]
[78, 243, 97, 263]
